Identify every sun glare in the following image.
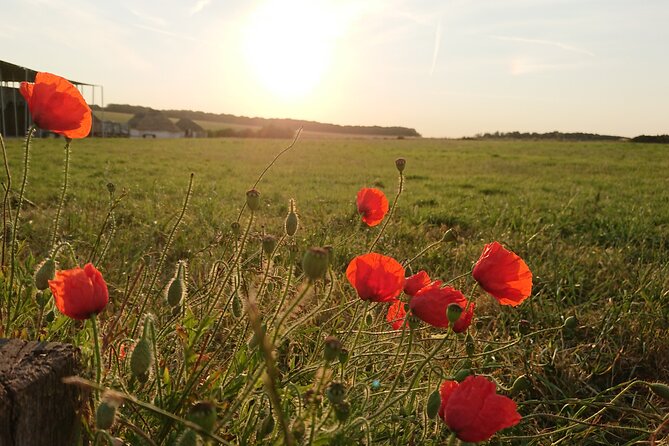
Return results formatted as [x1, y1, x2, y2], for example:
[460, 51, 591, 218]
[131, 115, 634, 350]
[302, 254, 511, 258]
[244, 0, 344, 100]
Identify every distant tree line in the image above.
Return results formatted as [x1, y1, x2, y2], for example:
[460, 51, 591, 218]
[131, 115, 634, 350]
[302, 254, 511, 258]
[471, 131, 623, 141]
[98, 104, 421, 137]
[630, 135, 669, 144]
[208, 124, 296, 139]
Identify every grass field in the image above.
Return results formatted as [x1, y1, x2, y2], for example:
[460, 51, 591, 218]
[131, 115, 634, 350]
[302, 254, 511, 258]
[3, 136, 669, 444]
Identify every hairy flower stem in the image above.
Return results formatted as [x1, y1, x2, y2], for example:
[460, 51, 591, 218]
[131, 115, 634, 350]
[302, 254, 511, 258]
[268, 261, 294, 327]
[0, 133, 12, 270]
[349, 301, 370, 384]
[368, 171, 404, 252]
[50, 140, 70, 249]
[90, 314, 102, 396]
[132, 173, 193, 338]
[271, 281, 313, 344]
[403, 228, 455, 267]
[347, 332, 451, 434]
[382, 326, 413, 405]
[6, 126, 35, 330]
[205, 210, 254, 316]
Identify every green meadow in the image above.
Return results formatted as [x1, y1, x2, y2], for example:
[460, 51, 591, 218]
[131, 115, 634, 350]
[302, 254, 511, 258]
[4, 136, 669, 444]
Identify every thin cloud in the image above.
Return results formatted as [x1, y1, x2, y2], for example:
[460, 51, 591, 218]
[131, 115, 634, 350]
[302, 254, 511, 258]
[134, 24, 205, 44]
[492, 35, 595, 57]
[429, 17, 442, 76]
[190, 0, 211, 15]
[128, 7, 168, 27]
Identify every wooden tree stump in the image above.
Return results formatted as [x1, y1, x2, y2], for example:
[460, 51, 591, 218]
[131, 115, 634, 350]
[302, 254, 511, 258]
[0, 339, 81, 446]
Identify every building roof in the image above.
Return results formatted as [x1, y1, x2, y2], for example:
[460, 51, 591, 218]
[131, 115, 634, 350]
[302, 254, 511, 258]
[0, 60, 94, 86]
[175, 118, 204, 132]
[128, 112, 181, 132]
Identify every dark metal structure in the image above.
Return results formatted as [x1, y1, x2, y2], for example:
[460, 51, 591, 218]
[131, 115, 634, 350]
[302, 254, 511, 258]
[0, 60, 104, 137]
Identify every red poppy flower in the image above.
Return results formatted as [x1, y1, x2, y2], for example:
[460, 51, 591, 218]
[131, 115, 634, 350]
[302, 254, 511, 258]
[386, 300, 408, 330]
[48, 263, 109, 320]
[356, 188, 389, 227]
[19, 72, 92, 139]
[472, 241, 532, 306]
[438, 375, 521, 442]
[346, 253, 405, 302]
[403, 270, 431, 296]
[409, 283, 474, 332]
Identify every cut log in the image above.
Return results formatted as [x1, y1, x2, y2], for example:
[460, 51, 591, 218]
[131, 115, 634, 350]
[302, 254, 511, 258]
[0, 339, 81, 446]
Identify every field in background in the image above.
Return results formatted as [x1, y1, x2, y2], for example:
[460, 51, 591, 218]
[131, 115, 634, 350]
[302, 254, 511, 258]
[5, 136, 669, 442]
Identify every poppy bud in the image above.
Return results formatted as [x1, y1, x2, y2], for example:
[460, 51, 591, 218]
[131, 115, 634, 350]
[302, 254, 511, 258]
[34, 258, 56, 291]
[106, 182, 116, 195]
[95, 400, 116, 430]
[334, 401, 351, 422]
[36, 291, 50, 308]
[338, 348, 350, 365]
[649, 382, 669, 401]
[187, 401, 217, 433]
[285, 199, 299, 236]
[563, 315, 578, 331]
[518, 319, 531, 335]
[166, 262, 187, 308]
[407, 314, 421, 330]
[175, 429, 197, 446]
[325, 381, 346, 404]
[45, 310, 55, 323]
[453, 368, 470, 382]
[465, 333, 475, 357]
[246, 189, 261, 212]
[130, 338, 154, 379]
[231, 221, 241, 237]
[257, 413, 275, 439]
[262, 235, 277, 256]
[447, 303, 463, 326]
[302, 247, 329, 281]
[291, 417, 306, 441]
[395, 158, 406, 173]
[232, 292, 243, 318]
[323, 336, 342, 362]
[426, 389, 441, 419]
[510, 374, 531, 395]
[96, 391, 123, 430]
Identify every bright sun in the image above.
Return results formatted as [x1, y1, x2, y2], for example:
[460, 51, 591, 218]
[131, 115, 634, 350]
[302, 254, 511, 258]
[244, 0, 344, 100]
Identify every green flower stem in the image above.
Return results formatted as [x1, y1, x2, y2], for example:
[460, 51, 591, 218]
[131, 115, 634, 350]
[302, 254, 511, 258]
[271, 281, 312, 344]
[50, 139, 70, 249]
[268, 261, 294, 327]
[132, 173, 193, 338]
[90, 314, 102, 392]
[63, 376, 235, 445]
[403, 228, 455, 267]
[381, 325, 413, 405]
[368, 171, 404, 252]
[0, 133, 12, 270]
[6, 126, 35, 330]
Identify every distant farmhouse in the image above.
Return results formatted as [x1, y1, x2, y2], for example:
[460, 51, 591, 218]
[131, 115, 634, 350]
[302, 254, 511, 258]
[0, 59, 126, 137]
[176, 118, 206, 138]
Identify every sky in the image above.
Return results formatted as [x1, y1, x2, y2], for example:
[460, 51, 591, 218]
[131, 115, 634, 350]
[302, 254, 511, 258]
[2, 0, 668, 137]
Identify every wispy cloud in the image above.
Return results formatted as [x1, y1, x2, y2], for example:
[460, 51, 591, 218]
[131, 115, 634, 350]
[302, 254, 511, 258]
[128, 7, 168, 27]
[509, 57, 585, 75]
[134, 24, 206, 44]
[429, 17, 442, 76]
[492, 35, 595, 57]
[190, 0, 211, 15]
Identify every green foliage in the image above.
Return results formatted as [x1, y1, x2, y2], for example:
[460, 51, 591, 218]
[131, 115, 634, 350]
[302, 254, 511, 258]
[1, 136, 668, 444]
